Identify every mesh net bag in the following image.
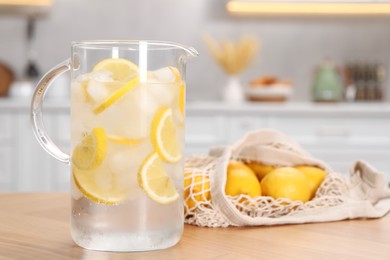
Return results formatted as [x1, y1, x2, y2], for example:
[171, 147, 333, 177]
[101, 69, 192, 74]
[184, 129, 390, 227]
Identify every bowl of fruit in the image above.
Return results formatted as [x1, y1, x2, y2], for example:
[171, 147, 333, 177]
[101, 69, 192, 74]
[246, 76, 292, 102]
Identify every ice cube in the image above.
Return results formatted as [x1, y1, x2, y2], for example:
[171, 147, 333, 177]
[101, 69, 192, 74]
[94, 165, 114, 190]
[71, 82, 96, 147]
[86, 78, 110, 103]
[108, 149, 135, 174]
[108, 154, 143, 201]
[146, 82, 178, 107]
[150, 67, 177, 83]
[96, 83, 159, 139]
[76, 73, 92, 83]
[107, 141, 154, 175]
[71, 81, 84, 103]
[134, 84, 160, 119]
[90, 70, 113, 82]
[146, 67, 181, 107]
[85, 71, 128, 104]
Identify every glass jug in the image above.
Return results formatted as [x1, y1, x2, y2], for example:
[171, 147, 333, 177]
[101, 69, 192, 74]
[31, 41, 198, 252]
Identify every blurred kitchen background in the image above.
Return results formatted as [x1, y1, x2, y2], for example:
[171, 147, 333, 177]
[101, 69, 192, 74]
[1, 0, 390, 191]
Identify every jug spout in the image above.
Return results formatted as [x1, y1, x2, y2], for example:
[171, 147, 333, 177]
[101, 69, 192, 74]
[169, 42, 198, 60]
[182, 45, 199, 59]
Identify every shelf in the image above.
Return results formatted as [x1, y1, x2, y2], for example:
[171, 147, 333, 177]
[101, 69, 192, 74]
[0, 0, 53, 16]
[226, 1, 390, 15]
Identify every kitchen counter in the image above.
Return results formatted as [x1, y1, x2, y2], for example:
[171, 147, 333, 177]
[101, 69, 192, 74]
[186, 101, 390, 118]
[2, 97, 390, 117]
[0, 193, 389, 259]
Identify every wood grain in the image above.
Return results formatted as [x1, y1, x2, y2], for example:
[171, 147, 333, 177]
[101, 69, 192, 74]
[0, 193, 389, 259]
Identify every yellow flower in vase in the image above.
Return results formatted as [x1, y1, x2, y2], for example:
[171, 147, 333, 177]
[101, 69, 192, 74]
[204, 34, 260, 103]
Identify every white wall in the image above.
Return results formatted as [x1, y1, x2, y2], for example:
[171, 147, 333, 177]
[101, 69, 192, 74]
[1, 0, 390, 101]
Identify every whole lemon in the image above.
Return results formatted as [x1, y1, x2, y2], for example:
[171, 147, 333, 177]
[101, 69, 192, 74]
[261, 167, 311, 202]
[184, 172, 211, 210]
[294, 166, 327, 199]
[225, 161, 261, 197]
[246, 161, 275, 180]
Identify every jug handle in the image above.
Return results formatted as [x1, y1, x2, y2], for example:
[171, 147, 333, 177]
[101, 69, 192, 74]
[31, 59, 71, 164]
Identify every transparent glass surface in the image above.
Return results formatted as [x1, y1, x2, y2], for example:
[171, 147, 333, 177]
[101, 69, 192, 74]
[31, 40, 197, 252]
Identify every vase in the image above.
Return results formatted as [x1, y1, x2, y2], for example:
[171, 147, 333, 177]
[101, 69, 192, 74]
[222, 76, 245, 103]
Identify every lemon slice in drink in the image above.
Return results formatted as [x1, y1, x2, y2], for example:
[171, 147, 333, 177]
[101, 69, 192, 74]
[151, 106, 182, 163]
[92, 58, 140, 114]
[107, 135, 143, 146]
[138, 152, 179, 204]
[168, 66, 181, 83]
[93, 58, 139, 82]
[151, 66, 181, 83]
[179, 82, 186, 115]
[94, 76, 140, 114]
[81, 82, 94, 104]
[72, 168, 129, 205]
[72, 127, 107, 170]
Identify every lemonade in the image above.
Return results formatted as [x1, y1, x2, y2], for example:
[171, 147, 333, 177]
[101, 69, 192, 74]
[70, 58, 185, 251]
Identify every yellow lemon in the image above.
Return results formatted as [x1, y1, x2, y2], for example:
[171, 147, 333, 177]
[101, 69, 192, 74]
[72, 167, 129, 205]
[138, 152, 179, 204]
[107, 135, 143, 146]
[93, 76, 140, 114]
[261, 167, 311, 202]
[72, 127, 107, 171]
[151, 106, 182, 163]
[165, 66, 185, 116]
[81, 82, 94, 104]
[184, 172, 211, 210]
[151, 66, 181, 83]
[92, 58, 139, 82]
[294, 166, 327, 199]
[246, 161, 275, 180]
[168, 66, 181, 82]
[225, 161, 261, 197]
[179, 82, 186, 116]
[92, 58, 140, 114]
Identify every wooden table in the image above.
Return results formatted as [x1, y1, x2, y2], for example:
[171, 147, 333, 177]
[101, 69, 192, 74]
[0, 193, 389, 260]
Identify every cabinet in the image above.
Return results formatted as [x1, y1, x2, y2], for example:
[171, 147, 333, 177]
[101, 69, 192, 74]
[0, 99, 70, 192]
[0, 112, 16, 191]
[1, 99, 390, 191]
[264, 116, 390, 175]
[186, 102, 390, 181]
[185, 115, 228, 156]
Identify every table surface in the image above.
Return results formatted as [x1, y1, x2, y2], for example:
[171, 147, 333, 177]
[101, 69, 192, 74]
[0, 193, 389, 260]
